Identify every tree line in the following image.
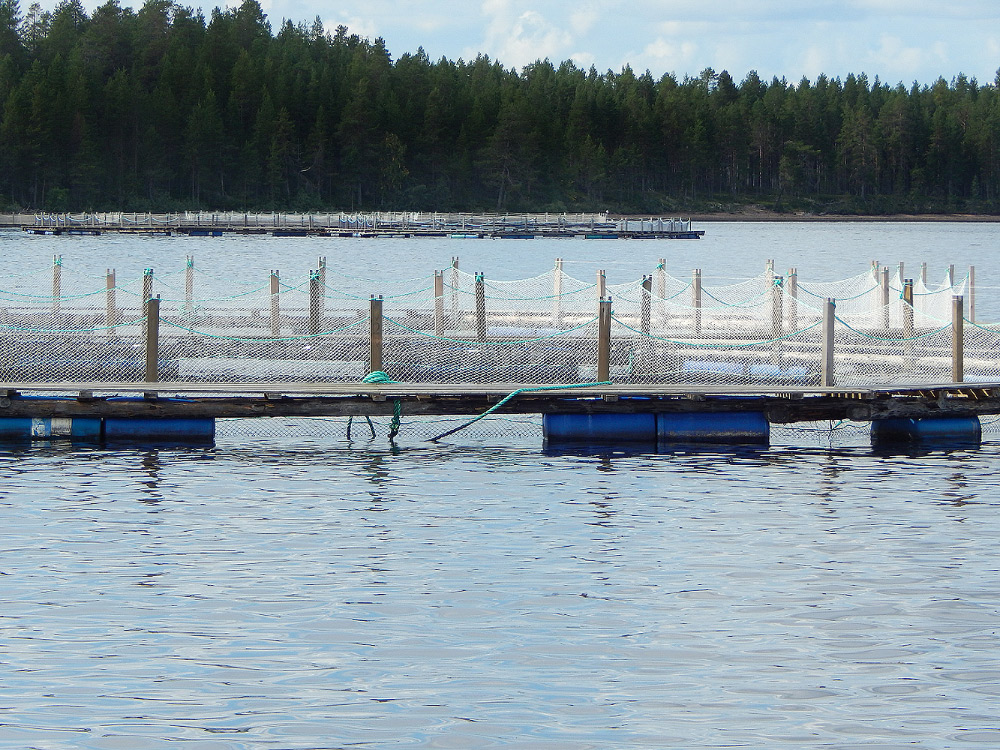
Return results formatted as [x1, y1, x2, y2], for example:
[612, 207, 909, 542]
[1, 0, 998, 213]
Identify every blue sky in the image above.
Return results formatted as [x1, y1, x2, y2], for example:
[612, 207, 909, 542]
[72, 0, 1000, 85]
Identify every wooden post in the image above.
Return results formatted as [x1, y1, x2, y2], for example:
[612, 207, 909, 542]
[771, 275, 783, 338]
[185, 255, 194, 314]
[450, 256, 459, 319]
[475, 272, 487, 341]
[969, 265, 976, 323]
[948, 264, 955, 287]
[897, 261, 904, 285]
[434, 270, 444, 335]
[145, 295, 160, 382]
[787, 267, 798, 332]
[52, 255, 62, 314]
[552, 258, 563, 327]
[871, 260, 879, 282]
[641, 275, 652, 336]
[821, 298, 836, 387]
[308, 270, 321, 335]
[370, 295, 383, 373]
[880, 267, 890, 330]
[597, 297, 612, 382]
[692, 268, 702, 335]
[105, 269, 116, 335]
[270, 270, 280, 337]
[597, 269, 606, 299]
[317, 256, 327, 321]
[142, 268, 153, 317]
[657, 258, 666, 300]
[952, 295, 964, 383]
[903, 278, 914, 370]
[920, 262, 928, 286]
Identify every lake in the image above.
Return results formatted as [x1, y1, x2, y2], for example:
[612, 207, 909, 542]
[1, 221, 999, 749]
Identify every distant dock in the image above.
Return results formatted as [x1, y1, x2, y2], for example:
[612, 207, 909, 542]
[0, 211, 705, 240]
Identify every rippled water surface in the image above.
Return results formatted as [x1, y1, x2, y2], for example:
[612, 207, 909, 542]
[2, 223, 1000, 748]
[3, 433, 1000, 749]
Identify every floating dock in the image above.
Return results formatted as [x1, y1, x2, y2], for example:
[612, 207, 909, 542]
[0, 256, 990, 446]
[2, 211, 705, 240]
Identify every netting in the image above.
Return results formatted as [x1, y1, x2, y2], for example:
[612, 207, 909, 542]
[0, 258, 987, 388]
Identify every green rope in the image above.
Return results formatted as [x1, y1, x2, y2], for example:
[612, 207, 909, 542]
[350, 371, 402, 439]
[428, 380, 612, 443]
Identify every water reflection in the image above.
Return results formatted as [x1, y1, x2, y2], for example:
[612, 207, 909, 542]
[137, 449, 162, 504]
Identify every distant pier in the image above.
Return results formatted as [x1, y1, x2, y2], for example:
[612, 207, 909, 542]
[0, 211, 705, 239]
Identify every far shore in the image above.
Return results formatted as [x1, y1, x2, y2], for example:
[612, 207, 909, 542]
[683, 210, 1000, 223]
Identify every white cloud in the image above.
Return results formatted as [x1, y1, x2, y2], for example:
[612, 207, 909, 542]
[568, 51, 597, 69]
[569, 7, 600, 35]
[868, 34, 926, 77]
[632, 37, 699, 75]
[479, 2, 573, 68]
[325, 14, 380, 40]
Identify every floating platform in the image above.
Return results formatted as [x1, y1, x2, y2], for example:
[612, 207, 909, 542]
[7, 212, 704, 240]
[1, 381, 998, 444]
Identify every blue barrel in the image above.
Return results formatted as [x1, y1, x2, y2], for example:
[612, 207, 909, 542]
[0, 417, 102, 440]
[657, 412, 769, 444]
[870, 416, 981, 445]
[104, 418, 215, 443]
[543, 413, 657, 442]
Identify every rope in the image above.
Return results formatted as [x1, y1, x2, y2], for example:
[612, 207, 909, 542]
[347, 371, 402, 439]
[428, 380, 612, 443]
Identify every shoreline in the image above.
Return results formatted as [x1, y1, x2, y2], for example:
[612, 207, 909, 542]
[684, 211, 1000, 223]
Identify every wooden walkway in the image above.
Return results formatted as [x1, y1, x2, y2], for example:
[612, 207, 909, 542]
[3, 381, 999, 424]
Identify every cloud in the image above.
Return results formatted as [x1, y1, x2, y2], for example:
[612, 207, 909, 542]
[479, 1, 573, 68]
[632, 37, 699, 75]
[324, 14, 380, 39]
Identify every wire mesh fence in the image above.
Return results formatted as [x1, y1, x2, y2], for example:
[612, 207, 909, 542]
[0, 257, 984, 388]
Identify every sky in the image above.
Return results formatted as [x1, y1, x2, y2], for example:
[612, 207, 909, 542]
[69, 0, 1000, 86]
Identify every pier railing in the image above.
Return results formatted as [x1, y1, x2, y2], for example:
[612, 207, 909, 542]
[0, 257, 989, 389]
[0, 211, 701, 238]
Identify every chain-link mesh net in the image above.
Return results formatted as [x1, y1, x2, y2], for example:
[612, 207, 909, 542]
[0, 258, 987, 390]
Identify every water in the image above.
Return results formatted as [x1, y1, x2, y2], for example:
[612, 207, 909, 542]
[2, 223, 1000, 748]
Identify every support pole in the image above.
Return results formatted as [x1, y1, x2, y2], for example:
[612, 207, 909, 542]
[656, 258, 666, 326]
[308, 270, 321, 335]
[434, 270, 444, 335]
[952, 295, 964, 384]
[969, 265, 976, 323]
[880, 267, 890, 330]
[770, 275, 784, 339]
[450, 256, 459, 319]
[920, 262, 928, 286]
[142, 268, 153, 317]
[597, 297, 612, 382]
[185, 255, 194, 314]
[641, 275, 652, 336]
[821, 298, 836, 388]
[475, 272, 487, 341]
[597, 269, 606, 299]
[692, 268, 702, 335]
[903, 278, 914, 370]
[105, 269, 116, 335]
[370, 295, 383, 374]
[948, 264, 955, 287]
[552, 258, 563, 328]
[787, 267, 798, 332]
[52, 255, 62, 314]
[270, 270, 280, 337]
[145, 295, 160, 382]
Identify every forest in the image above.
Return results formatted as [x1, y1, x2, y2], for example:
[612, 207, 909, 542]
[1, 0, 999, 214]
